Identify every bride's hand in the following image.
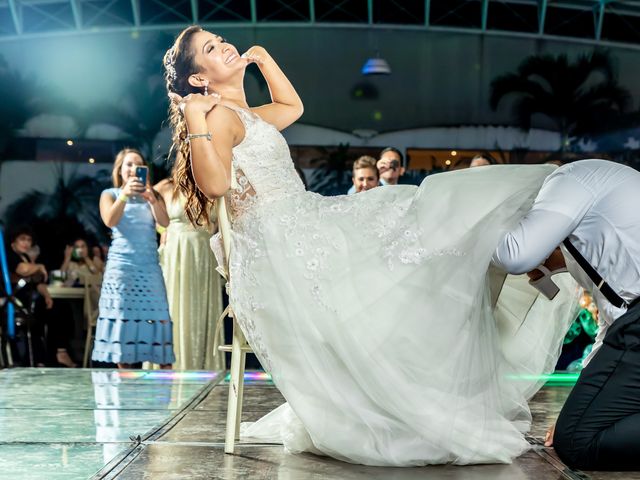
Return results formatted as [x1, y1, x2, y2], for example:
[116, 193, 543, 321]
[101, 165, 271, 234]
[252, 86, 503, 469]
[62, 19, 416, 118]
[241, 46, 268, 66]
[169, 91, 222, 116]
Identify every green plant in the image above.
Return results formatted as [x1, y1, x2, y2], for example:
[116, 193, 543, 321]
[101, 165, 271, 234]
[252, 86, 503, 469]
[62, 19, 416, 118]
[490, 51, 631, 150]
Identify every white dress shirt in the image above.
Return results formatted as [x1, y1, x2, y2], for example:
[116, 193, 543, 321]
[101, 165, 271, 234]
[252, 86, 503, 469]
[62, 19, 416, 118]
[493, 159, 640, 364]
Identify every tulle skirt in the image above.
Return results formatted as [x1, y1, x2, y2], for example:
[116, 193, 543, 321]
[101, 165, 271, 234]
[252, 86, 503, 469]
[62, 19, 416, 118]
[216, 165, 578, 466]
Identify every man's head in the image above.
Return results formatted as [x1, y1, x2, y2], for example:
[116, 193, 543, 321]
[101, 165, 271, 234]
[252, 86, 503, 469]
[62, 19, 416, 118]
[352, 156, 379, 193]
[470, 153, 495, 168]
[10, 226, 34, 254]
[377, 147, 405, 185]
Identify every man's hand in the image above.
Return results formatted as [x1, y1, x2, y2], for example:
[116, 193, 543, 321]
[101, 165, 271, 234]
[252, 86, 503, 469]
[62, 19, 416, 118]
[526, 247, 566, 281]
[377, 158, 393, 176]
[544, 247, 566, 272]
[544, 422, 556, 447]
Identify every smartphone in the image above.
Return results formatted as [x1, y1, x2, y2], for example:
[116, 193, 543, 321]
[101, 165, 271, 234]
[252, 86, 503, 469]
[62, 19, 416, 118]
[135, 166, 148, 185]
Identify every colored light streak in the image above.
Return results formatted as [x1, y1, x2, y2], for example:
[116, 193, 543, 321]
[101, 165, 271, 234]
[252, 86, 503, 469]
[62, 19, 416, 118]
[116, 371, 220, 381]
[506, 372, 580, 385]
[224, 371, 272, 382]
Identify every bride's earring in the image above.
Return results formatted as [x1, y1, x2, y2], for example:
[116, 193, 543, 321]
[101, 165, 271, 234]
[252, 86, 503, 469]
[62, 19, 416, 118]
[204, 83, 209, 96]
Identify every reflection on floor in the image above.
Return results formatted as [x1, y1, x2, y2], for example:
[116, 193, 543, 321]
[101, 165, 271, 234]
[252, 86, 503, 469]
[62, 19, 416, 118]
[0, 369, 220, 479]
[0, 369, 639, 479]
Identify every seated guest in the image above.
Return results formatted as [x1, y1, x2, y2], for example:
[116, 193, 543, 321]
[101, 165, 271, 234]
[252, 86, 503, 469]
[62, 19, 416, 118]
[350, 156, 380, 194]
[60, 238, 103, 343]
[61, 238, 104, 286]
[7, 226, 76, 367]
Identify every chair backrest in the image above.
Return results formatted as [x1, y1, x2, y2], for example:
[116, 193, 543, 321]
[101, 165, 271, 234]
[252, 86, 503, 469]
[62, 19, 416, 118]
[216, 197, 233, 265]
[83, 274, 100, 328]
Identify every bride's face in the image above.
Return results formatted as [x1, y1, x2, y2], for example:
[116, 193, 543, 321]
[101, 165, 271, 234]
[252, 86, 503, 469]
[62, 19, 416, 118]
[190, 31, 244, 87]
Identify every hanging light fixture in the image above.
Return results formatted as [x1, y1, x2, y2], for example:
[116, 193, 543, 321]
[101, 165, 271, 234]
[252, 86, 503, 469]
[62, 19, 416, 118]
[361, 56, 391, 75]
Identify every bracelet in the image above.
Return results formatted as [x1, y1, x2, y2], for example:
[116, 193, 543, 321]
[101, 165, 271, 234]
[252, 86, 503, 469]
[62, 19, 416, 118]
[156, 225, 167, 234]
[118, 193, 129, 203]
[187, 132, 212, 142]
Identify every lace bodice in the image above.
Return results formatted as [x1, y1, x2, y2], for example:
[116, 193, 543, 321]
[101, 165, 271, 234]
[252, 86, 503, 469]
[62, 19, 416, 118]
[224, 106, 305, 220]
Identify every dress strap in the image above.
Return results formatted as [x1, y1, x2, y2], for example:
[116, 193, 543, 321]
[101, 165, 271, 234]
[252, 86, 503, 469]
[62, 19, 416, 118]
[218, 101, 254, 119]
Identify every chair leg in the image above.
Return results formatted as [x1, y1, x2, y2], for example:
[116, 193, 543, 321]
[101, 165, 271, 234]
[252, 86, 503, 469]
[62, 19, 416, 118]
[83, 327, 93, 368]
[225, 318, 247, 454]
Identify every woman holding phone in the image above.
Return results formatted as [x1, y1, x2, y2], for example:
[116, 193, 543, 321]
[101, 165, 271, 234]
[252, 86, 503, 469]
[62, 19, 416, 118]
[92, 148, 175, 369]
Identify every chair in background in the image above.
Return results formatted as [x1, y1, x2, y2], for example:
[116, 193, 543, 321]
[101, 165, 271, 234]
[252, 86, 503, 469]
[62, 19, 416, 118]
[82, 275, 100, 368]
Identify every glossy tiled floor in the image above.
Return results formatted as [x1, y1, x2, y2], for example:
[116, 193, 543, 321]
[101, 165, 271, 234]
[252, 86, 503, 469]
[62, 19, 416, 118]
[0, 368, 221, 479]
[2, 369, 640, 479]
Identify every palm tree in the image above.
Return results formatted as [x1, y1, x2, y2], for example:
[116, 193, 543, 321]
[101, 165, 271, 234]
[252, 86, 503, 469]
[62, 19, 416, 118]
[4, 164, 111, 268]
[490, 51, 631, 150]
[0, 56, 40, 158]
[307, 144, 353, 195]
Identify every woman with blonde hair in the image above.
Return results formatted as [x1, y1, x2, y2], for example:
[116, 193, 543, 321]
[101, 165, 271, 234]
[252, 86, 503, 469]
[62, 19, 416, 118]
[163, 27, 576, 466]
[92, 148, 174, 369]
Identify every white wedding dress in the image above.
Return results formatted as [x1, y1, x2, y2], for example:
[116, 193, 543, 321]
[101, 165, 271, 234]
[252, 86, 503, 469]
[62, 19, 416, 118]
[211, 104, 579, 467]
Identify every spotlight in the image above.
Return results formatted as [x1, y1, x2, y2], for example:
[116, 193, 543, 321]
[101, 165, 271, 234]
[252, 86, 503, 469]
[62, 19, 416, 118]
[66, 140, 74, 146]
[451, 151, 457, 156]
[361, 58, 391, 75]
[445, 159, 452, 166]
[88, 158, 95, 164]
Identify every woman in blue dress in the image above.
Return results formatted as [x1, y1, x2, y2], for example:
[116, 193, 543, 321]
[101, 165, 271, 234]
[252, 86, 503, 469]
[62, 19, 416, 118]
[92, 148, 175, 368]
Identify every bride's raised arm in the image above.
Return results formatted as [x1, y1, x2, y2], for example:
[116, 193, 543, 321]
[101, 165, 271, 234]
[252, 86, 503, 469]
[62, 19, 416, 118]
[182, 96, 239, 199]
[243, 46, 304, 131]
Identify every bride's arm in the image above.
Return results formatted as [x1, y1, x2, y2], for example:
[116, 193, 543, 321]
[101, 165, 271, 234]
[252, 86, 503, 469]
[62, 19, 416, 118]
[181, 95, 242, 199]
[244, 46, 304, 131]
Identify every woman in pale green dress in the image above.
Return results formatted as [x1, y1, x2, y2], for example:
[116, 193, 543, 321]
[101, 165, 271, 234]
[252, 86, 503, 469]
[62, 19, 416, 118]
[155, 178, 225, 370]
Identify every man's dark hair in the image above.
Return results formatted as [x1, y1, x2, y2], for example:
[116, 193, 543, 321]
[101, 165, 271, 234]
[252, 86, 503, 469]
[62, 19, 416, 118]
[471, 152, 497, 165]
[380, 147, 404, 166]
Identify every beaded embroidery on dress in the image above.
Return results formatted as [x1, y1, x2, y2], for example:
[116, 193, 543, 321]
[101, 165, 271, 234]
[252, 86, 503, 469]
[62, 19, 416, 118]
[211, 104, 578, 466]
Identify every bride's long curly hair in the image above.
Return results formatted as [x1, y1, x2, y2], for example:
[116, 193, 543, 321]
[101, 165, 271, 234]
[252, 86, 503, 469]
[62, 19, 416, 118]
[164, 25, 213, 227]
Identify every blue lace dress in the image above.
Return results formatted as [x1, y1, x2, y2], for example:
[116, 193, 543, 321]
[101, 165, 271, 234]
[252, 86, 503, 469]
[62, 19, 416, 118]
[92, 188, 175, 365]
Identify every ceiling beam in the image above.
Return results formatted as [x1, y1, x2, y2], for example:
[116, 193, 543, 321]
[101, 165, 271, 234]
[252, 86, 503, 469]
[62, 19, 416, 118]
[538, 0, 547, 35]
[7, 0, 23, 35]
[481, 0, 489, 31]
[130, 0, 140, 27]
[425, 0, 430, 27]
[190, 0, 197, 23]
[595, 0, 606, 40]
[69, 0, 81, 29]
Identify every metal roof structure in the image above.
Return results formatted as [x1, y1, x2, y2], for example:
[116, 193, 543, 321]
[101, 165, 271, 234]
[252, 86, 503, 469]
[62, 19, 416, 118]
[2, 0, 640, 49]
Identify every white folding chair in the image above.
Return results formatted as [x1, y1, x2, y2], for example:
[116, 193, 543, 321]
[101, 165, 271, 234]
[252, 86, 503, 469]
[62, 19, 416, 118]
[82, 274, 100, 368]
[212, 194, 254, 454]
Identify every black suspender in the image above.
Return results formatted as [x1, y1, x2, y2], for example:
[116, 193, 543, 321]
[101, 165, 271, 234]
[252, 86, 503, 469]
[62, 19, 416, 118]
[562, 239, 628, 309]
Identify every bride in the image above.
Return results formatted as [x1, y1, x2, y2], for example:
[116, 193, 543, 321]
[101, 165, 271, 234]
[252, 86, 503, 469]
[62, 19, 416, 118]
[163, 26, 577, 466]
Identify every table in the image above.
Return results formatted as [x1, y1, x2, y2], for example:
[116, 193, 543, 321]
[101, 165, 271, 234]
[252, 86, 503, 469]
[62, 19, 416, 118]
[46, 285, 88, 362]
[47, 286, 84, 299]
